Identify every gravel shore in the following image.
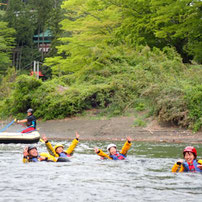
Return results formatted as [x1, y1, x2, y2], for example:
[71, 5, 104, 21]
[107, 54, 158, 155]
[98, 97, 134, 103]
[36, 116, 202, 143]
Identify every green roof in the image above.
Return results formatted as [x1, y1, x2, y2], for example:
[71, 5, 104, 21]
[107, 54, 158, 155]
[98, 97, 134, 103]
[33, 40, 51, 43]
[33, 30, 52, 38]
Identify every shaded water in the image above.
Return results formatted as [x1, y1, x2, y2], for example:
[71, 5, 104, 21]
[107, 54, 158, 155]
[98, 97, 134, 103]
[0, 141, 202, 202]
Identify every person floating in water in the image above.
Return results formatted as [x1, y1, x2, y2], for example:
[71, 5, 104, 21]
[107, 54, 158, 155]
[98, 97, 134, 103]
[23, 146, 57, 163]
[172, 146, 202, 172]
[94, 136, 132, 160]
[42, 132, 80, 161]
[17, 108, 36, 133]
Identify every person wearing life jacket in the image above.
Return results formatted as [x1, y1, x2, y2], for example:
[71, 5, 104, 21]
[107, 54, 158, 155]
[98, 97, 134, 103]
[172, 146, 202, 172]
[42, 132, 80, 160]
[23, 145, 57, 163]
[17, 108, 36, 133]
[94, 136, 132, 160]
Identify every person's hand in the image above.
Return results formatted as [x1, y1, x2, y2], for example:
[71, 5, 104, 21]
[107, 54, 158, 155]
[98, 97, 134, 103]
[94, 147, 99, 153]
[39, 156, 46, 161]
[42, 134, 48, 142]
[176, 159, 184, 165]
[197, 164, 202, 170]
[23, 147, 29, 157]
[126, 136, 132, 142]
[75, 132, 80, 139]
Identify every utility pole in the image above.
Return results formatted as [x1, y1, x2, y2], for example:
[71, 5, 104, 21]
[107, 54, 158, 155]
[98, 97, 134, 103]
[33, 61, 40, 79]
[6, 0, 9, 10]
[42, 30, 44, 60]
[37, 61, 39, 79]
[54, 0, 57, 9]
[33, 60, 36, 77]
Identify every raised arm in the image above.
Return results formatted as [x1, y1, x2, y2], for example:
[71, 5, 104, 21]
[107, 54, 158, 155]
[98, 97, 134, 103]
[120, 136, 132, 156]
[23, 147, 29, 163]
[42, 134, 58, 157]
[66, 132, 80, 155]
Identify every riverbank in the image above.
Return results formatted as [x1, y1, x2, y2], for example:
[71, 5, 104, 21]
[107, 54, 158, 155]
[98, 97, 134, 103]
[35, 115, 202, 144]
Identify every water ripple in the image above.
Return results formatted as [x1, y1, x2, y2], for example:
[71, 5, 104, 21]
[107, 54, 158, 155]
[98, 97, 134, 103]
[0, 141, 202, 201]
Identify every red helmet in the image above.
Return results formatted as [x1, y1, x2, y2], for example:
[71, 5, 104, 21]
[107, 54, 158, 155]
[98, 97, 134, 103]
[183, 146, 197, 158]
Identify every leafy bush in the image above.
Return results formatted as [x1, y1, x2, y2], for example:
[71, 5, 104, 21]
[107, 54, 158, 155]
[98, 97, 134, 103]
[0, 46, 201, 131]
[185, 85, 202, 131]
[0, 75, 42, 118]
[0, 68, 16, 100]
[134, 119, 147, 127]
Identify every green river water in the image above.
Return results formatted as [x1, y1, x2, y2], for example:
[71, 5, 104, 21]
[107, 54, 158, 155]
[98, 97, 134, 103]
[0, 141, 202, 202]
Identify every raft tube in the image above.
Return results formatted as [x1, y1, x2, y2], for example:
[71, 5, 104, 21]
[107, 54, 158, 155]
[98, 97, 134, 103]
[0, 131, 40, 144]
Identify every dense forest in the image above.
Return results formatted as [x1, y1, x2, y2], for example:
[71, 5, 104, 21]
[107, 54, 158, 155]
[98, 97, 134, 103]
[0, 0, 201, 131]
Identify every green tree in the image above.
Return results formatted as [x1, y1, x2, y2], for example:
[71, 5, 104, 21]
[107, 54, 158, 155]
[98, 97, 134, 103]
[4, 0, 40, 69]
[46, 0, 66, 57]
[150, 0, 202, 63]
[114, 0, 202, 63]
[4, 0, 64, 70]
[46, 0, 202, 75]
[45, 0, 122, 75]
[0, 20, 15, 75]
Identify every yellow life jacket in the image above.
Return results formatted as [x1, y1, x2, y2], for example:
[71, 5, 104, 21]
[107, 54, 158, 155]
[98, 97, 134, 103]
[23, 152, 57, 163]
[45, 138, 79, 157]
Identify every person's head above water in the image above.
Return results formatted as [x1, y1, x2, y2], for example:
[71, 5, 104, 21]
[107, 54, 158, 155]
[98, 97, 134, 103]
[107, 144, 117, 155]
[54, 144, 64, 154]
[183, 146, 197, 163]
[28, 146, 38, 157]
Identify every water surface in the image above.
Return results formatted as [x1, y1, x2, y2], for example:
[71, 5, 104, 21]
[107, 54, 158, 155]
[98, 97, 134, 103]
[0, 141, 202, 202]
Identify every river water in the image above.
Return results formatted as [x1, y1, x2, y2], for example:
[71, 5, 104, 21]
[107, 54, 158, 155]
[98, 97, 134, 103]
[0, 141, 202, 202]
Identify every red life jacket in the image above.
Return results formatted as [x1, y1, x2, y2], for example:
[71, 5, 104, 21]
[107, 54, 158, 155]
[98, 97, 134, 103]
[110, 152, 126, 160]
[188, 162, 196, 172]
[183, 160, 202, 172]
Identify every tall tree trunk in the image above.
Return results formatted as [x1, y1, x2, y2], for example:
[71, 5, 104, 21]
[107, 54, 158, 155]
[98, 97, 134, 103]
[38, 26, 40, 50]
[42, 29, 44, 60]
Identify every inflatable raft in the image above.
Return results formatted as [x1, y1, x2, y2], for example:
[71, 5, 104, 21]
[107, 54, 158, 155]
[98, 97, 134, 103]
[0, 131, 40, 144]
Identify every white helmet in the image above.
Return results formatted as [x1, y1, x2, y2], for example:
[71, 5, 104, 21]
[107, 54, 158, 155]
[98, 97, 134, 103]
[107, 144, 117, 151]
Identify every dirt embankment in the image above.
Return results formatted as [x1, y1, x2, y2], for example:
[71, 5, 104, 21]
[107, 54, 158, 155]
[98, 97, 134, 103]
[37, 116, 202, 143]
